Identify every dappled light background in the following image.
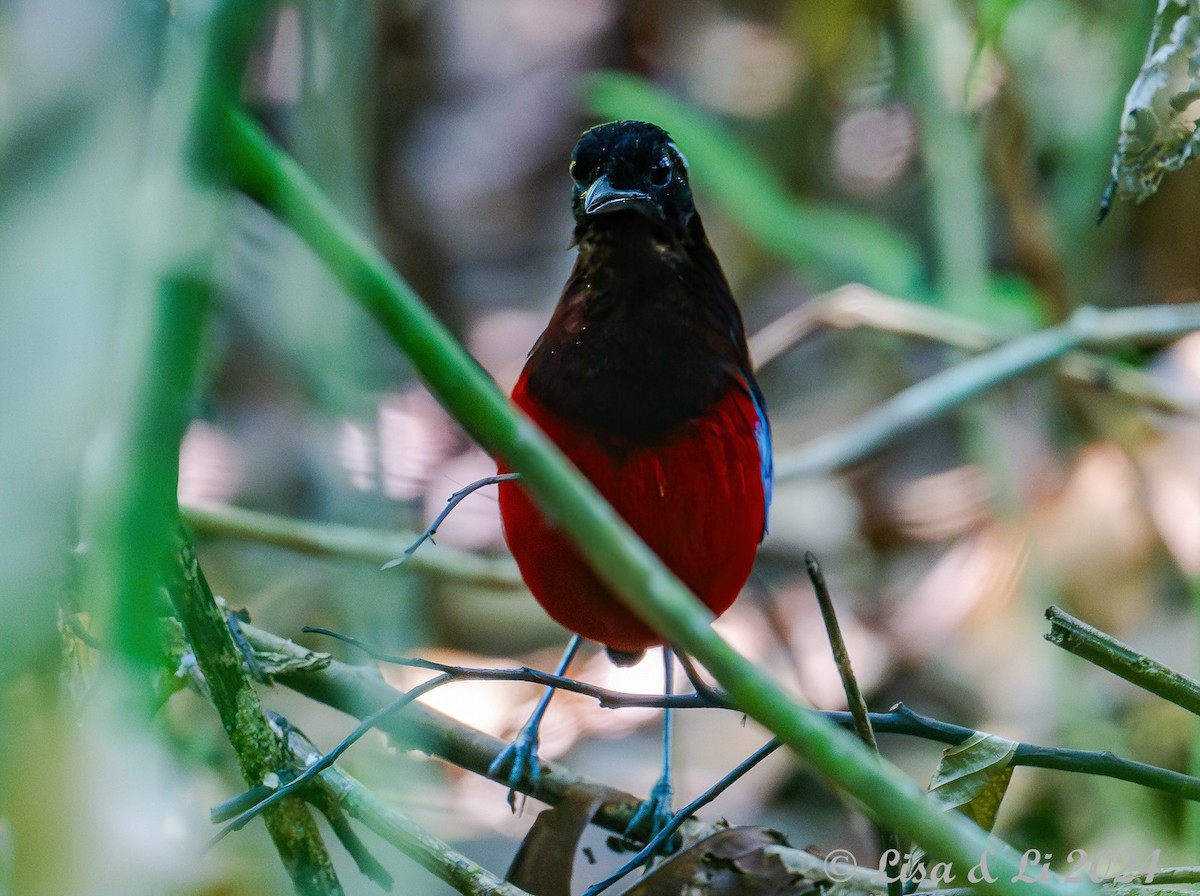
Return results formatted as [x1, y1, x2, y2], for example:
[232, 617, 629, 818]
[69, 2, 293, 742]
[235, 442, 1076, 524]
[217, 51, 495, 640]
[6, 0, 1200, 893]
[182, 0, 1200, 885]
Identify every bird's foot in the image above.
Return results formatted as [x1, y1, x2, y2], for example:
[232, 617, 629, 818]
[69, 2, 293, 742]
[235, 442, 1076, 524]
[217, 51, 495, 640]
[618, 779, 681, 856]
[487, 727, 542, 811]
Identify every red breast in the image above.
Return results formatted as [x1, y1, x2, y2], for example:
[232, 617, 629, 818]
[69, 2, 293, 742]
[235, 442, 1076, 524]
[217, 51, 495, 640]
[498, 371, 766, 655]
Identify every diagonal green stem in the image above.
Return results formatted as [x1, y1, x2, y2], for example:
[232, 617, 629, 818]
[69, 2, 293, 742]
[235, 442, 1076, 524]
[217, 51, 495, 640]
[221, 106, 1090, 896]
[1045, 606, 1200, 715]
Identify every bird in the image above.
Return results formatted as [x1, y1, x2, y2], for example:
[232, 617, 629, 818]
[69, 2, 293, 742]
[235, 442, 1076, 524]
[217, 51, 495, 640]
[490, 119, 772, 845]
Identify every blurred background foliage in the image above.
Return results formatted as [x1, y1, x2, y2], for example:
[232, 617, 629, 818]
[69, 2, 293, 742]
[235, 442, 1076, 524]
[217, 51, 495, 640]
[4, 0, 1200, 893]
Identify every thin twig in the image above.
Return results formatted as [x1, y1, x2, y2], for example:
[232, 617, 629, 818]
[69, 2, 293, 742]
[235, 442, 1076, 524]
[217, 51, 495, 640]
[807, 553, 902, 896]
[242, 624, 695, 840]
[381, 473, 519, 570]
[775, 302, 1200, 479]
[291, 703, 1200, 896]
[214, 619, 1200, 895]
[807, 553, 876, 750]
[302, 625, 702, 710]
[582, 737, 784, 896]
[675, 651, 728, 705]
[210, 672, 453, 843]
[277, 717, 533, 896]
[1045, 606, 1200, 716]
[892, 704, 1200, 801]
[298, 785, 393, 890]
[240, 623, 1200, 805]
[1055, 353, 1200, 414]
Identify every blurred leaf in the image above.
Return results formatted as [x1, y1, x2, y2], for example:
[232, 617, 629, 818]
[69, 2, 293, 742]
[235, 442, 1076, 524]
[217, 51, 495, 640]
[0, 4, 154, 690]
[624, 827, 807, 896]
[985, 275, 1049, 332]
[505, 786, 607, 896]
[584, 71, 927, 297]
[977, 0, 1025, 46]
[1100, 0, 1200, 219]
[970, 0, 1025, 106]
[927, 731, 1017, 831]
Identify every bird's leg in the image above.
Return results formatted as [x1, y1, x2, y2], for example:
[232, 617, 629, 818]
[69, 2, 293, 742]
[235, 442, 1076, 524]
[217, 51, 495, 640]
[622, 648, 679, 854]
[488, 634, 583, 811]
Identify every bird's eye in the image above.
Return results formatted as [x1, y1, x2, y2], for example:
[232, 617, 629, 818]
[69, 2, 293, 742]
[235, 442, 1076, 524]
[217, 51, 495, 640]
[570, 158, 602, 185]
[649, 156, 672, 187]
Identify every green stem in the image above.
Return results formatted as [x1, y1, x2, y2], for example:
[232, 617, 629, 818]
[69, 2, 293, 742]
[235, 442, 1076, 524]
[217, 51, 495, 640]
[82, 0, 266, 709]
[901, 0, 990, 318]
[1045, 606, 1200, 716]
[222, 107, 1089, 896]
[93, 278, 210, 693]
[80, 2, 344, 890]
[900, 0, 1019, 518]
[181, 501, 521, 588]
[1193, 576, 1200, 857]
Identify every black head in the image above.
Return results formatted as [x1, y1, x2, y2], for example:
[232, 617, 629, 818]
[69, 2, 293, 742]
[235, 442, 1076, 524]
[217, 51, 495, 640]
[569, 121, 695, 235]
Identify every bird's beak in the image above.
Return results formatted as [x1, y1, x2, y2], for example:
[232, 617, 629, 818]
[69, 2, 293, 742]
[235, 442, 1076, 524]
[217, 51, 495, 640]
[582, 174, 655, 217]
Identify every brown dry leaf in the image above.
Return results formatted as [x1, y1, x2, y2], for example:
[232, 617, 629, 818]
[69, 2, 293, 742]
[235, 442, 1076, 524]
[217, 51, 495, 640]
[505, 785, 607, 896]
[624, 827, 814, 896]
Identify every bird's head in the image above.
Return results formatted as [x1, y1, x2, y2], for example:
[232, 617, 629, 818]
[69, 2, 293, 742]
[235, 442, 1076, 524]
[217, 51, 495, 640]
[569, 120, 695, 235]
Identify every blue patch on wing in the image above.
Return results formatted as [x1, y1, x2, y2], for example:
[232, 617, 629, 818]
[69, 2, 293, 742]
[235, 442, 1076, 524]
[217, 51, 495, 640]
[748, 378, 773, 536]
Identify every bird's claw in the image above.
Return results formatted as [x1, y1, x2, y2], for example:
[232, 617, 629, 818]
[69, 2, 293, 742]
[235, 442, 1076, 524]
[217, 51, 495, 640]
[487, 728, 542, 811]
[617, 779, 680, 855]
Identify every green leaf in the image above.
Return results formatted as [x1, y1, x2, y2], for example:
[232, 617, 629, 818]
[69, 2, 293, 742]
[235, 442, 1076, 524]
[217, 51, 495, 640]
[971, 0, 1026, 96]
[984, 275, 1049, 332]
[977, 0, 1025, 45]
[928, 731, 1018, 831]
[583, 71, 928, 298]
[1100, 0, 1200, 219]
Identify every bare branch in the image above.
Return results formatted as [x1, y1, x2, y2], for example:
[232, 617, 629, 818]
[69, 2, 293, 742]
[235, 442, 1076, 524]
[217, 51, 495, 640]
[775, 302, 1200, 479]
[807, 551, 902, 896]
[182, 501, 522, 588]
[1045, 606, 1200, 716]
[172, 536, 343, 893]
[278, 718, 534, 896]
[235, 623, 1200, 807]
[752, 285, 1200, 419]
